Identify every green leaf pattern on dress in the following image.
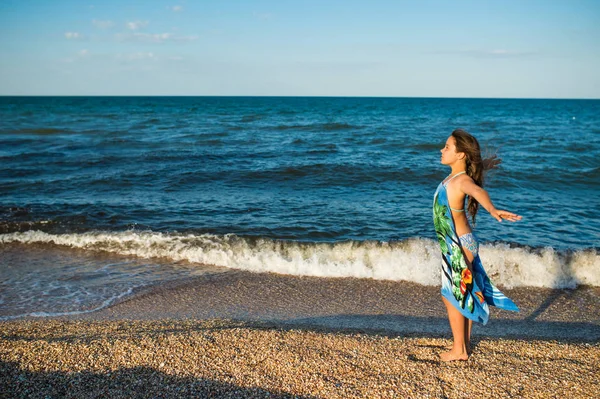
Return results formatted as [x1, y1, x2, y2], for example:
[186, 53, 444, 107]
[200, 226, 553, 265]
[434, 193, 474, 312]
[433, 193, 451, 254]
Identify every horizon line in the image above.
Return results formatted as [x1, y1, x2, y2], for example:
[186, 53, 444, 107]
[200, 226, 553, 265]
[0, 95, 599, 100]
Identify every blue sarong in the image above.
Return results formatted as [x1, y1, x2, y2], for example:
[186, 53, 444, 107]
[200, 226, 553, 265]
[433, 181, 519, 325]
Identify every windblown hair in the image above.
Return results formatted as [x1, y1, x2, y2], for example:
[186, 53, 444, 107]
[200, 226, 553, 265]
[451, 129, 501, 224]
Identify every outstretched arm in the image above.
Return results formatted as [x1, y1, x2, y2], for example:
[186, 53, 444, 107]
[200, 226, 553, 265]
[459, 178, 522, 222]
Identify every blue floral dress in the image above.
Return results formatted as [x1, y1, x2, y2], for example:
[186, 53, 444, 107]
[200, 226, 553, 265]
[433, 179, 519, 324]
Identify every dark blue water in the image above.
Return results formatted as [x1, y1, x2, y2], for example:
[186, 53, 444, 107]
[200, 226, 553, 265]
[1, 96, 599, 319]
[2, 96, 599, 248]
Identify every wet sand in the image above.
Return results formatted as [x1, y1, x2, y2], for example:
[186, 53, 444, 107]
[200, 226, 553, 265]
[2, 270, 599, 398]
[73, 269, 600, 341]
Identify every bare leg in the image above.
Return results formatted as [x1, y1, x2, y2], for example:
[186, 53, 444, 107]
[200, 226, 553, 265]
[462, 247, 475, 355]
[447, 317, 472, 355]
[440, 296, 469, 361]
[440, 246, 475, 361]
[465, 318, 472, 355]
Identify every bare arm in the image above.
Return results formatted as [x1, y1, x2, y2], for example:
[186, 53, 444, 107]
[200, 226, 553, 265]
[459, 178, 522, 222]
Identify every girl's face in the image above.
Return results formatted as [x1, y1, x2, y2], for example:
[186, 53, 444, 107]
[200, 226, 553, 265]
[440, 136, 464, 166]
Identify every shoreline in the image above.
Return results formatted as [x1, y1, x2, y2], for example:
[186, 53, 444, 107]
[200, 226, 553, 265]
[4, 269, 600, 341]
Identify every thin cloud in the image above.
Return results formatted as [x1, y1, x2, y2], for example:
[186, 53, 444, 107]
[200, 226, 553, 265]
[468, 49, 536, 58]
[63, 50, 160, 64]
[432, 48, 537, 58]
[92, 19, 114, 29]
[170, 5, 183, 12]
[126, 20, 149, 31]
[116, 52, 156, 61]
[62, 49, 90, 63]
[115, 32, 198, 43]
[64, 32, 82, 39]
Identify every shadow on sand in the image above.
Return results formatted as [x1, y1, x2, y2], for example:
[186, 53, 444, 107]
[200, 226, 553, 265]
[0, 360, 317, 399]
[1, 305, 597, 398]
[2, 311, 598, 345]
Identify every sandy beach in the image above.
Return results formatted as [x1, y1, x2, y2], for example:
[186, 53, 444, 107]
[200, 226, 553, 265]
[2, 270, 599, 398]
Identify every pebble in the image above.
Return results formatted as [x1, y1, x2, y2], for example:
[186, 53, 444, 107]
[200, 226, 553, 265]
[1, 318, 598, 398]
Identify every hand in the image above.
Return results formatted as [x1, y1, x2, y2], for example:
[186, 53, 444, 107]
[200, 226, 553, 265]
[491, 209, 522, 223]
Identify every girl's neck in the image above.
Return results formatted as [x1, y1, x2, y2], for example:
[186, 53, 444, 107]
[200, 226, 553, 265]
[449, 163, 467, 176]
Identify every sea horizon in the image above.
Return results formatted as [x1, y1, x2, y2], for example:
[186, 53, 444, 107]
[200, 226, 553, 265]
[2, 95, 600, 100]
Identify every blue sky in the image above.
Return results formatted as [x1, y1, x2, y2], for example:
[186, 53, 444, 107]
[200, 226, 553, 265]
[0, 0, 598, 97]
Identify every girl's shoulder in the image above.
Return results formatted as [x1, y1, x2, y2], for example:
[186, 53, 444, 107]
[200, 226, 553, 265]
[457, 173, 474, 183]
[447, 173, 473, 191]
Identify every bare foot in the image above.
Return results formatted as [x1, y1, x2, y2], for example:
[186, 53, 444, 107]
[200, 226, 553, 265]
[446, 345, 471, 356]
[439, 350, 469, 362]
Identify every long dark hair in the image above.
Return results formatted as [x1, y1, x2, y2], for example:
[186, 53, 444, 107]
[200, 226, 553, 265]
[451, 129, 500, 224]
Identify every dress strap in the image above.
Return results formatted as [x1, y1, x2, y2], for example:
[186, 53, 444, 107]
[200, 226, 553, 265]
[442, 171, 466, 186]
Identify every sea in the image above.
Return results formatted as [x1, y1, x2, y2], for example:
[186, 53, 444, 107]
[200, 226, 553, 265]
[1, 96, 599, 320]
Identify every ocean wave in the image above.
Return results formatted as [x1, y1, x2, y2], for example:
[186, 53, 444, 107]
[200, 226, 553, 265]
[233, 163, 435, 184]
[240, 114, 265, 122]
[2, 127, 69, 135]
[1, 230, 598, 289]
[0, 220, 54, 234]
[273, 122, 359, 131]
[408, 143, 444, 150]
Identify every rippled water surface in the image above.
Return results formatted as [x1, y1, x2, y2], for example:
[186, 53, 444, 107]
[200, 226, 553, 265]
[2, 96, 599, 248]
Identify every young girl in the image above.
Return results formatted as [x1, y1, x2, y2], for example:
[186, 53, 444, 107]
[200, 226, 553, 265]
[433, 129, 521, 362]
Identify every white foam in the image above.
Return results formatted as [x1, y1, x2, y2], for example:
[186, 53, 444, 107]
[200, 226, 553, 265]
[1, 230, 598, 288]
